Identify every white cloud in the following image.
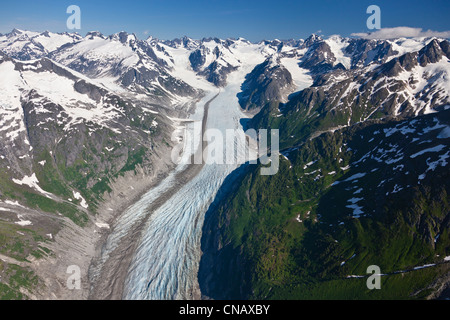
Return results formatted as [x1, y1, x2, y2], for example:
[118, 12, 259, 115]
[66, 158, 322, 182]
[351, 27, 450, 40]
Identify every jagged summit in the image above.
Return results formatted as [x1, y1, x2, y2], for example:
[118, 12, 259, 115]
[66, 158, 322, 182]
[304, 33, 323, 46]
[85, 31, 106, 39]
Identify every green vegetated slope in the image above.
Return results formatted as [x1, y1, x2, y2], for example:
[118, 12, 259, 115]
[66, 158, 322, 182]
[0, 95, 170, 299]
[199, 108, 450, 300]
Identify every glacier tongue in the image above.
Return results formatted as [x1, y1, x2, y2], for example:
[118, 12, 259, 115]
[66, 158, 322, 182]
[119, 57, 263, 299]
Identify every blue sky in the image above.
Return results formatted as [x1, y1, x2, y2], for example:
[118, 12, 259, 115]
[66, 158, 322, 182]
[0, 0, 449, 41]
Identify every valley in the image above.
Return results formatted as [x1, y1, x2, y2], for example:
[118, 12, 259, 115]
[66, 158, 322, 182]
[0, 28, 449, 300]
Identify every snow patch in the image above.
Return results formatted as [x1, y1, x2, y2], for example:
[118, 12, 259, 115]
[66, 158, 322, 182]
[95, 222, 110, 229]
[73, 191, 88, 209]
[12, 173, 53, 198]
[410, 144, 446, 158]
[437, 126, 450, 139]
[303, 160, 316, 169]
[15, 215, 32, 226]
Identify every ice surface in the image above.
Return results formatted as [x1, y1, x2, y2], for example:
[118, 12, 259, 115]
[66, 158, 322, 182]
[325, 35, 351, 69]
[280, 56, 313, 92]
[91, 46, 267, 300]
[124, 57, 263, 300]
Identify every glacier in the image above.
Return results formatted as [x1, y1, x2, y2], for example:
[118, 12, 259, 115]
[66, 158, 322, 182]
[92, 46, 268, 299]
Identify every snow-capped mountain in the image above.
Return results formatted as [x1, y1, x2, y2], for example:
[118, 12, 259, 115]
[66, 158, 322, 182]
[48, 31, 199, 104]
[0, 51, 173, 214]
[288, 38, 450, 122]
[2, 28, 445, 112]
[1, 28, 448, 219]
[238, 55, 297, 112]
[192, 35, 450, 303]
[0, 28, 82, 61]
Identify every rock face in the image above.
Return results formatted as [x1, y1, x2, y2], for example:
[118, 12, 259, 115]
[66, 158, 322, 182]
[300, 40, 336, 74]
[238, 56, 295, 112]
[419, 39, 450, 66]
[263, 38, 450, 148]
[189, 49, 207, 72]
[344, 38, 398, 68]
[185, 38, 240, 87]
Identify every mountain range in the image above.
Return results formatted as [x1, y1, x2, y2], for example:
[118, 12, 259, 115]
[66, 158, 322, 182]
[0, 28, 449, 299]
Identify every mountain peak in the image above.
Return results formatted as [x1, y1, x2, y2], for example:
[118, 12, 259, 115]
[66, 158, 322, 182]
[10, 28, 24, 35]
[304, 33, 323, 46]
[41, 30, 51, 37]
[110, 31, 137, 44]
[419, 38, 444, 66]
[85, 31, 105, 39]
